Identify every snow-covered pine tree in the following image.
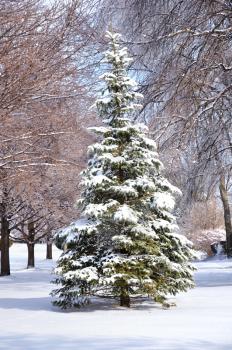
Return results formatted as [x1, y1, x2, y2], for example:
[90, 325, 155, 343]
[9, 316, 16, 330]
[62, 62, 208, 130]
[51, 31, 195, 309]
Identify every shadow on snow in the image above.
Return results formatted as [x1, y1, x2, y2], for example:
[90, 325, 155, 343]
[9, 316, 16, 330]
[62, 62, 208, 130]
[0, 335, 231, 350]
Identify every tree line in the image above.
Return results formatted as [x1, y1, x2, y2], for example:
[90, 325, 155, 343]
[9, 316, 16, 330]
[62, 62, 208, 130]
[0, 0, 99, 275]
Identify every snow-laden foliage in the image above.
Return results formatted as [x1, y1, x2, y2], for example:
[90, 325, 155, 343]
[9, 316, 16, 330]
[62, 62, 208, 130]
[51, 31, 195, 309]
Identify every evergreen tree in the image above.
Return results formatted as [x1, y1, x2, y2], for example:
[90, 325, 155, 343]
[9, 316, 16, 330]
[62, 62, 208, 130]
[51, 31, 195, 309]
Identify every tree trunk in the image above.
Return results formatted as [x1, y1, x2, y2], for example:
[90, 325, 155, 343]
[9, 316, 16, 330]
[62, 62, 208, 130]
[219, 175, 232, 257]
[27, 221, 35, 268]
[120, 286, 130, 307]
[27, 243, 35, 268]
[46, 242, 52, 259]
[0, 216, 10, 276]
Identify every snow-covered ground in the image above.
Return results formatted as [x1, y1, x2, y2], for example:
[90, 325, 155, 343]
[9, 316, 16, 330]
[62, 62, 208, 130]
[0, 244, 232, 350]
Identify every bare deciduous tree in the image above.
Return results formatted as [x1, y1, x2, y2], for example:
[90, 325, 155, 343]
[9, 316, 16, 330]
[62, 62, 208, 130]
[99, 0, 232, 254]
[0, 0, 100, 273]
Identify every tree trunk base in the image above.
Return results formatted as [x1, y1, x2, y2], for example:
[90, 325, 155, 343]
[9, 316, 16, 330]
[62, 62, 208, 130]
[27, 243, 35, 269]
[120, 294, 130, 307]
[1, 217, 10, 276]
[1, 271, 10, 276]
[27, 265, 35, 269]
[46, 243, 52, 260]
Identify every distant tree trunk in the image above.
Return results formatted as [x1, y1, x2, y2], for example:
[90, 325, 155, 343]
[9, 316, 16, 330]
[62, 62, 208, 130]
[120, 286, 130, 307]
[46, 242, 52, 259]
[27, 243, 35, 268]
[219, 175, 232, 257]
[0, 215, 10, 276]
[27, 222, 35, 268]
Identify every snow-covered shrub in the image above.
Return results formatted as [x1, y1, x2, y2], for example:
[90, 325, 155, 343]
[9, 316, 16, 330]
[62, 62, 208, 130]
[181, 198, 224, 233]
[181, 198, 225, 255]
[193, 250, 208, 261]
[186, 229, 226, 256]
[51, 31, 195, 309]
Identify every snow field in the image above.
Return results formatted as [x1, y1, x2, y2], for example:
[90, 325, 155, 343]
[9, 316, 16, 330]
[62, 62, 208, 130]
[0, 244, 232, 350]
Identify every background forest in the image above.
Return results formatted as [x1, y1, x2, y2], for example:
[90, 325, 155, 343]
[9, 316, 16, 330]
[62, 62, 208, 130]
[0, 0, 231, 276]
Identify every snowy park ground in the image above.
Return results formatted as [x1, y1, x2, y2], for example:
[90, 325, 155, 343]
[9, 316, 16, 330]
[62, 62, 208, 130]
[0, 244, 232, 350]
